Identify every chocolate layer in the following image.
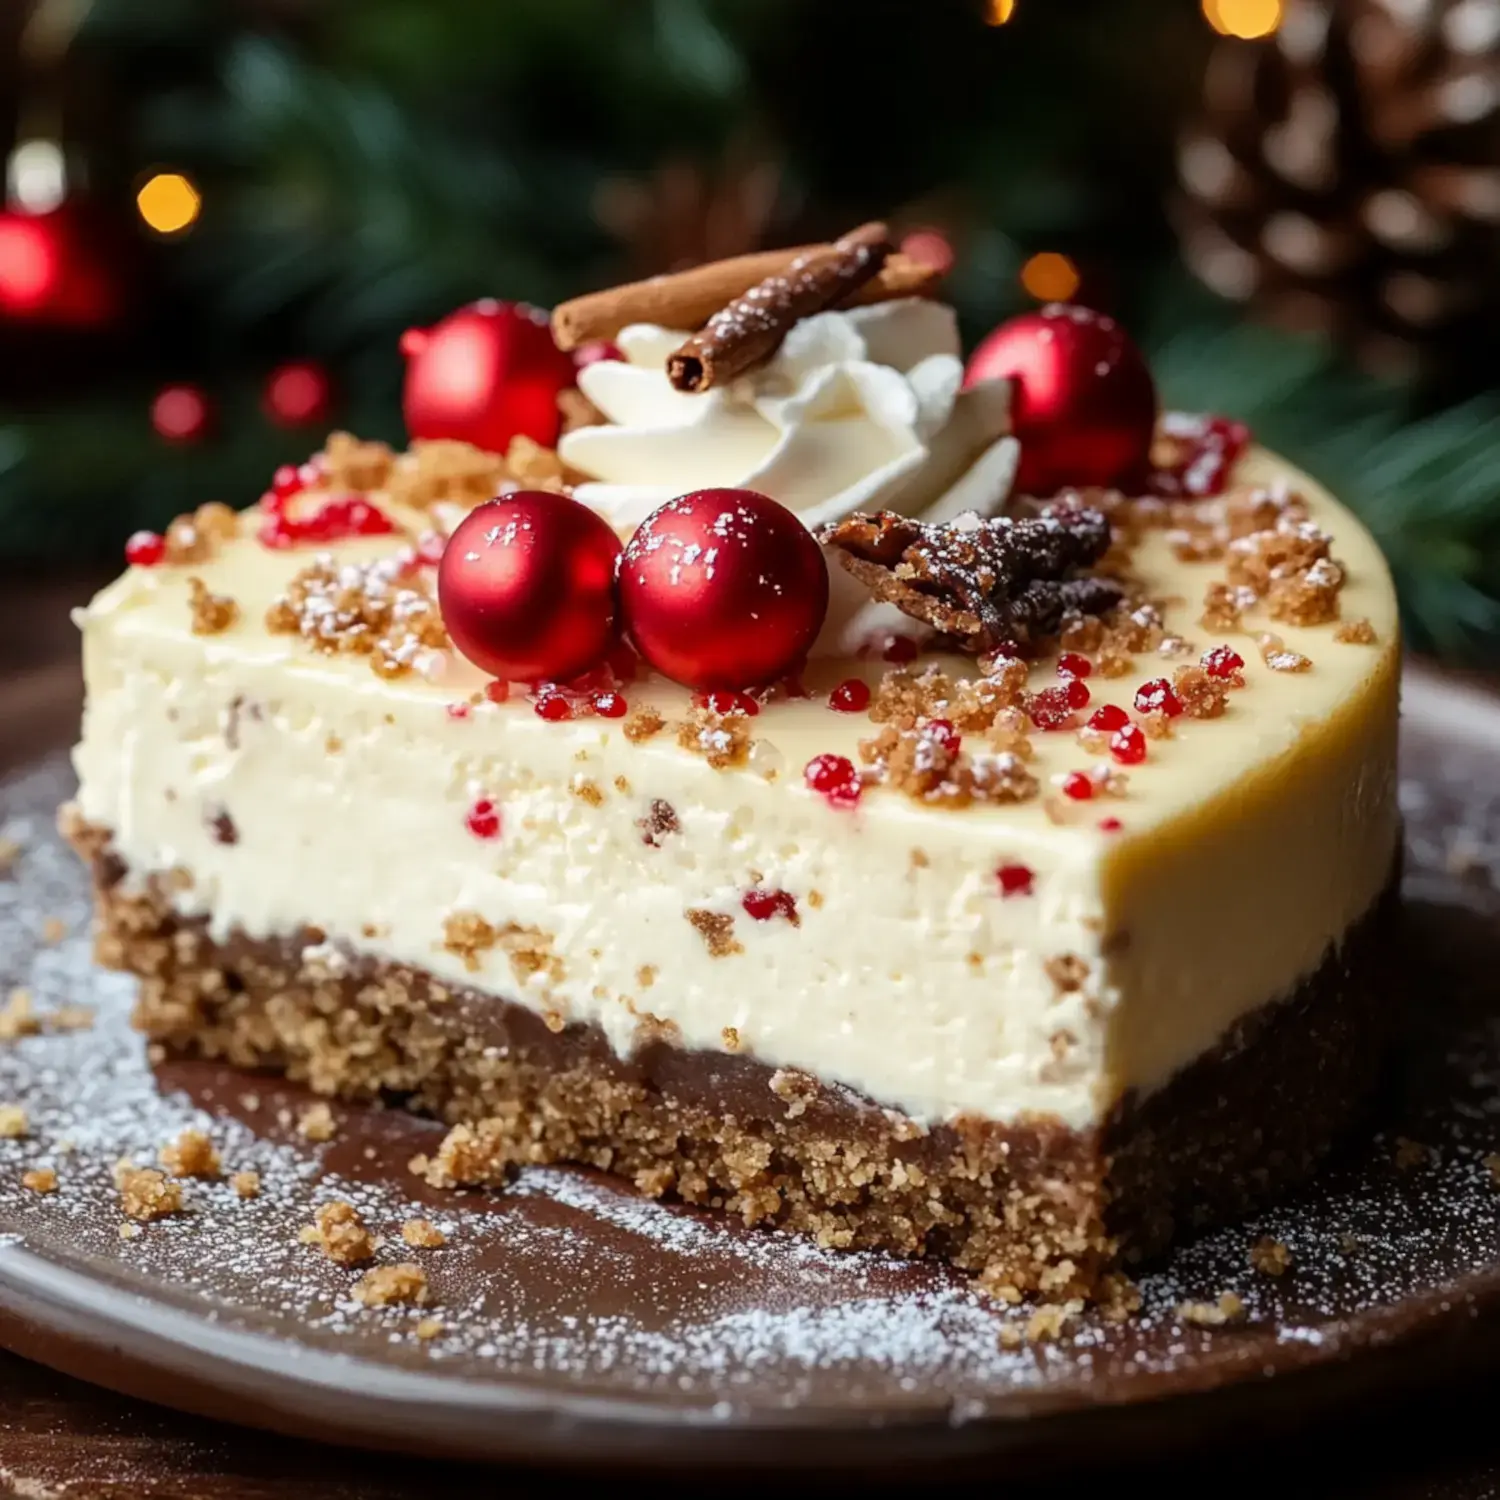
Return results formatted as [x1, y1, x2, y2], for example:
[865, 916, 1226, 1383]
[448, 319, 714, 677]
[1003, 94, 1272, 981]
[64, 805, 1401, 1300]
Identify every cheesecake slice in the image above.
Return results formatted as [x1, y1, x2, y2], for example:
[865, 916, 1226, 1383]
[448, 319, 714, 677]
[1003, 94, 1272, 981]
[66, 285, 1400, 1302]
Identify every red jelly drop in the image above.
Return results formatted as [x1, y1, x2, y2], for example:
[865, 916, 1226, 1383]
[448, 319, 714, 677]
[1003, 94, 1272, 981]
[1062, 675, 1091, 710]
[1026, 686, 1077, 731]
[593, 691, 628, 718]
[1110, 724, 1147, 765]
[696, 689, 760, 717]
[881, 635, 919, 664]
[926, 718, 961, 755]
[804, 753, 862, 809]
[1060, 770, 1095, 801]
[534, 693, 573, 722]
[1099, 816, 1124, 834]
[742, 888, 799, 923]
[465, 798, 501, 839]
[1088, 703, 1130, 732]
[484, 680, 510, 705]
[1202, 645, 1245, 680]
[1134, 678, 1184, 717]
[829, 678, 871, 713]
[996, 863, 1034, 898]
[124, 531, 166, 568]
[1057, 652, 1093, 680]
[446, 702, 472, 721]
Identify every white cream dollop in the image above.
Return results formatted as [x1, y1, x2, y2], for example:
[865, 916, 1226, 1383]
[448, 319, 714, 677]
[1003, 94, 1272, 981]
[558, 298, 1017, 652]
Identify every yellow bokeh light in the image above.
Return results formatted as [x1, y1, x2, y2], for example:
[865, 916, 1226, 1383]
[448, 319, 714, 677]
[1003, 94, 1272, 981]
[135, 172, 201, 236]
[1202, 0, 1283, 39]
[985, 0, 1016, 24]
[1020, 251, 1081, 302]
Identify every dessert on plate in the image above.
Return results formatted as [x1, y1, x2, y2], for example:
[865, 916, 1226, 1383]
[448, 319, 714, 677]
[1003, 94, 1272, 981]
[64, 225, 1400, 1301]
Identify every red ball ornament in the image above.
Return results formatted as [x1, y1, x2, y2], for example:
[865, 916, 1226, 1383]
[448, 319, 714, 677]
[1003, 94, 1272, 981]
[618, 488, 829, 691]
[964, 303, 1157, 496]
[401, 300, 575, 454]
[438, 490, 622, 683]
[0, 205, 121, 327]
[151, 383, 212, 444]
[263, 360, 333, 426]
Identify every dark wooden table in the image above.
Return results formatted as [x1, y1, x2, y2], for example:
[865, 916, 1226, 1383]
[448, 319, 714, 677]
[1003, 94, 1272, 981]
[3, 574, 1500, 1498]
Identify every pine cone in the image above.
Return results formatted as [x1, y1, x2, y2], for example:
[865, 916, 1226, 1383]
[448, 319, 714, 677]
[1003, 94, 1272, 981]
[1176, 0, 1500, 375]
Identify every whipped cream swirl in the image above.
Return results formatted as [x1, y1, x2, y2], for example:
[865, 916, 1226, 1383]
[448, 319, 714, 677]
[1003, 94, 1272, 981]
[558, 298, 1017, 653]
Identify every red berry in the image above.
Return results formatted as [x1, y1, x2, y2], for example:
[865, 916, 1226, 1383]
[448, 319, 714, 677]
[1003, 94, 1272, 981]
[1088, 703, 1130, 732]
[804, 753, 862, 809]
[124, 530, 166, 568]
[1099, 816, 1123, 834]
[1060, 770, 1095, 801]
[1110, 724, 1147, 764]
[534, 693, 573, 722]
[829, 678, 871, 713]
[271, 463, 307, 500]
[926, 718, 961, 755]
[1202, 645, 1245, 680]
[881, 634, 919, 664]
[465, 798, 501, 839]
[593, 691, 628, 718]
[996, 863, 1035, 898]
[1057, 652, 1093, 679]
[695, 689, 759, 717]
[1026, 686, 1077, 731]
[1134, 678, 1184, 717]
[446, 702, 472, 720]
[742, 888, 799, 923]
[1061, 675, 1091, 710]
[484, 680, 510, 705]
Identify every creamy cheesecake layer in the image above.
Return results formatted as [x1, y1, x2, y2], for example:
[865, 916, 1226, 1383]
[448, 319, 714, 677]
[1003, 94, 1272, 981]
[71, 448, 1399, 1131]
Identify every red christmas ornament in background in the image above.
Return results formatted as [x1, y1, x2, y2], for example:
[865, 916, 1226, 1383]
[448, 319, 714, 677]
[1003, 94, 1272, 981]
[150, 383, 212, 444]
[0, 205, 120, 327]
[964, 304, 1157, 496]
[401, 300, 576, 454]
[263, 360, 333, 427]
[438, 490, 622, 683]
[618, 488, 829, 690]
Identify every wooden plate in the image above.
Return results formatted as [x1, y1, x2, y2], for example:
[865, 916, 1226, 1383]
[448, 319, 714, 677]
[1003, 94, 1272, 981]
[1, 666, 1499, 1474]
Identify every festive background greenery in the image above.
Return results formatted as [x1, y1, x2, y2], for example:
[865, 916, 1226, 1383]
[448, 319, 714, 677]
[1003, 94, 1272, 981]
[1, 0, 1497, 658]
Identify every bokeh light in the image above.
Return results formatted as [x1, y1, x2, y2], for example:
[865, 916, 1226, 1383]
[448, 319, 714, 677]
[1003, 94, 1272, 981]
[136, 172, 202, 236]
[985, 0, 1017, 24]
[151, 384, 210, 442]
[1202, 0, 1283, 39]
[0, 215, 59, 314]
[1020, 251, 1081, 302]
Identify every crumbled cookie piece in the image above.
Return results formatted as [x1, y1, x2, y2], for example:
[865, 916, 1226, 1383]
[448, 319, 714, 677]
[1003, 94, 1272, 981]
[164, 501, 240, 565]
[1200, 581, 1257, 633]
[677, 706, 753, 769]
[0, 989, 39, 1041]
[187, 577, 241, 635]
[418, 1120, 519, 1190]
[1257, 633, 1313, 673]
[159, 1128, 222, 1180]
[1249, 1237, 1293, 1276]
[0, 1105, 27, 1138]
[1393, 1136, 1429, 1170]
[415, 1316, 445, 1341]
[1177, 1291, 1246, 1327]
[571, 777, 604, 807]
[497, 922, 564, 986]
[266, 554, 449, 680]
[1484, 1154, 1500, 1187]
[623, 706, 665, 744]
[306, 1200, 376, 1265]
[318, 431, 395, 494]
[638, 798, 680, 847]
[353, 1263, 429, 1308]
[297, 1103, 337, 1142]
[769, 1068, 819, 1119]
[119, 1167, 184, 1221]
[860, 721, 1038, 808]
[1334, 617, 1377, 645]
[1171, 665, 1231, 719]
[21, 1167, 57, 1195]
[822, 504, 1123, 654]
[871, 659, 1029, 735]
[1045, 955, 1089, 994]
[687, 909, 743, 959]
[0, 836, 23, 876]
[401, 1218, 447, 1249]
[231, 1170, 261, 1200]
[442, 911, 498, 972]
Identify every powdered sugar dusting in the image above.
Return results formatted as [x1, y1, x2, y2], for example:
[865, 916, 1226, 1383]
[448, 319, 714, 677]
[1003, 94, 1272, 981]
[4, 696, 1500, 1420]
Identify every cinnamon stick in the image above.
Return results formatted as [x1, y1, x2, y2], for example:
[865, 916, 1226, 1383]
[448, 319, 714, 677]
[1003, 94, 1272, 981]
[550, 240, 942, 351]
[666, 223, 894, 394]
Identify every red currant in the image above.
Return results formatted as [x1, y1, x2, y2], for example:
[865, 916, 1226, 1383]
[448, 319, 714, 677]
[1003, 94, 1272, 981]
[534, 694, 573, 722]
[1110, 724, 1147, 765]
[484, 680, 510, 705]
[829, 678, 871, 713]
[593, 691, 628, 718]
[996, 863, 1034, 898]
[804, 754, 862, 809]
[696, 689, 759, 717]
[1088, 703, 1130, 732]
[881, 635, 919, 664]
[465, 798, 501, 839]
[926, 718, 961, 755]
[1057, 652, 1093, 680]
[1099, 816, 1123, 834]
[1202, 645, 1246, 680]
[1061, 675, 1091, 710]
[1134, 678, 1184, 718]
[1026, 686, 1077, 731]
[742, 888, 798, 923]
[1060, 771, 1095, 801]
[446, 702, 472, 721]
[124, 531, 166, 568]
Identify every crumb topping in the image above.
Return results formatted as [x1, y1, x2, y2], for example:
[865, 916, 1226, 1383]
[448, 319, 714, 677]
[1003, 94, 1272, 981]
[231, 1170, 261, 1199]
[401, 1218, 447, 1248]
[317, 431, 395, 494]
[622, 706, 665, 744]
[22, 1167, 57, 1194]
[638, 798, 680, 846]
[353, 1262, 430, 1308]
[159, 1128, 221, 1179]
[859, 721, 1039, 808]
[442, 911, 498, 972]
[296, 1102, 337, 1142]
[305, 1200, 376, 1264]
[1335, 617, 1377, 645]
[677, 706, 753, 769]
[0, 1104, 27, 1138]
[187, 577, 240, 636]
[266, 554, 449, 679]
[163, 501, 239, 566]
[1177, 1291, 1246, 1327]
[118, 1166, 184, 1221]
[1249, 1236, 1293, 1275]
[686, 908, 743, 958]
